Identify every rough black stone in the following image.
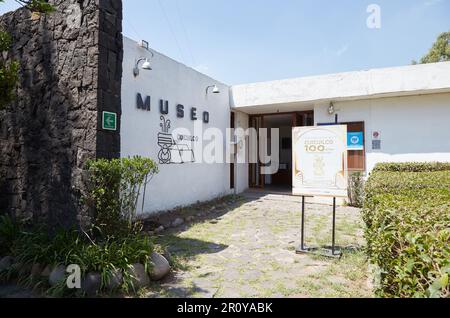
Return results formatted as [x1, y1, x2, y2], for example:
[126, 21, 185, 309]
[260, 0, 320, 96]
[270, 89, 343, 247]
[0, 0, 123, 229]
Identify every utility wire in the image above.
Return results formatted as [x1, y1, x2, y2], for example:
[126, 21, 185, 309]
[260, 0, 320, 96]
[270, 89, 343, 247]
[175, 0, 197, 66]
[124, 18, 143, 43]
[157, 0, 187, 63]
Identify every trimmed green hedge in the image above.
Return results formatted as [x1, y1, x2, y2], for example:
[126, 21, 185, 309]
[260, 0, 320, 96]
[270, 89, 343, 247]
[373, 162, 450, 173]
[363, 163, 450, 298]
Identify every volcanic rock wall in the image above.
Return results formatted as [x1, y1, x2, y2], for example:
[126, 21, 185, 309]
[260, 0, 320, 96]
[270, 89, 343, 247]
[0, 0, 123, 228]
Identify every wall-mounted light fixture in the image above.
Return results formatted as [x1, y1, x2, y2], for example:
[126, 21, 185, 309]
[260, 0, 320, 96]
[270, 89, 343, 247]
[133, 52, 154, 77]
[139, 40, 150, 50]
[328, 102, 336, 115]
[206, 84, 220, 96]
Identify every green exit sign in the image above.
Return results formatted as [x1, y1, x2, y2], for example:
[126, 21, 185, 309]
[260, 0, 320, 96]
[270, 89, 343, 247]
[102, 111, 117, 131]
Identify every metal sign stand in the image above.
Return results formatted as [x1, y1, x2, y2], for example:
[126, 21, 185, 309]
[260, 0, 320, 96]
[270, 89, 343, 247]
[296, 196, 342, 259]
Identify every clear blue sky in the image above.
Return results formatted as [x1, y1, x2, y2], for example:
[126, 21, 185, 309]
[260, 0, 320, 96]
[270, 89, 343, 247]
[1, 0, 449, 84]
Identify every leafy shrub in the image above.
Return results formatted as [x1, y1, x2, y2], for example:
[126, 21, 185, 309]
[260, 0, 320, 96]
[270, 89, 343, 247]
[372, 162, 450, 173]
[8, 226, 154, 295]
[84, 156, 159, 238]
[0, 156, 160, 296]
[348, 172, 365, 208]
[0, 215, 20, 255]
[21, 0, 55, 13]
[0, 60, 19, 109]
[0, 28, 13, 51]
[363, 163, 450, 298]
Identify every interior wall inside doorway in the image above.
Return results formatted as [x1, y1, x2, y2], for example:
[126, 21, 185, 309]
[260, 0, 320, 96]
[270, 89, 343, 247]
[248, 111, 314, 190]
[264, 114, 294, 189]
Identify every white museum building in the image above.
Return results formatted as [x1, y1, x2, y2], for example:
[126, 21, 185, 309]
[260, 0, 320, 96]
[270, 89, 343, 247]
[120, 36, 450, 214]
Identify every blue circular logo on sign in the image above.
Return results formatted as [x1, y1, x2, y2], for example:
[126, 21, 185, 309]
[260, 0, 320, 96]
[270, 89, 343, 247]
[351, 136, 360, 144]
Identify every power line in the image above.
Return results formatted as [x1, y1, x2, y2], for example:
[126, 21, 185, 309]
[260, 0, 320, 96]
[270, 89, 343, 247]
[157, 0, 186, 63]
[175, 0, 197, 66]
[124, 18, 143, 42]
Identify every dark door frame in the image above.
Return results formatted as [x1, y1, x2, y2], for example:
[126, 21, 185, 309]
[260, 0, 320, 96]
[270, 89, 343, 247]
[230, 112, 235, 190]
[248, 111, 314, 189]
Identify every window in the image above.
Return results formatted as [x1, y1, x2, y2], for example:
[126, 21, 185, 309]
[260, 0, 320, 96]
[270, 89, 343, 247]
[345, 122, 366, 171]
[317, 121, 366, 172]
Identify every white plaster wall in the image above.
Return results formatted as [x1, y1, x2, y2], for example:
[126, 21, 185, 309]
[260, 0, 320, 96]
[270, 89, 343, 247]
[121, 37, 233, 214]
[121, 35, 450, 211]
[314, 93, 450, 173]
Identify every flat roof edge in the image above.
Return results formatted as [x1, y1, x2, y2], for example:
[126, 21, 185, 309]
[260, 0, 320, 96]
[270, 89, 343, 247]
[231, 88, 450, 112]
[231, 62, 450, 109]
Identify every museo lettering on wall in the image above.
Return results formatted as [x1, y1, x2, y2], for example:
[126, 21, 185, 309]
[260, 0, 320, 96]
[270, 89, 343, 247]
[136, 93, 212, 165]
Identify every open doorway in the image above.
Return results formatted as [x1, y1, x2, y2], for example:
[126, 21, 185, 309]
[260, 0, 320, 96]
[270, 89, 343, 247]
[264, 114, 294, 191]
[249, 111, 314, 192]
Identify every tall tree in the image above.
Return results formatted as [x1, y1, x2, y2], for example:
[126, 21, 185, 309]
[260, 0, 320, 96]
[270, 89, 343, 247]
[414, 30, 450, 64]
[0, 0, 53, 109]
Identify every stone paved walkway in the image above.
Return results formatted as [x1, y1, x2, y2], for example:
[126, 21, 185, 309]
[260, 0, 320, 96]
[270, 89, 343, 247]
[150, 192, 374, 298]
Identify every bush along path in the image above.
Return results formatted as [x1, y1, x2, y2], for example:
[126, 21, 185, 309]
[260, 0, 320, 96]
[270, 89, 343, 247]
[0, 219, 172, 297]
[0, 156, 171, 297]
[363, 162, 450, 298]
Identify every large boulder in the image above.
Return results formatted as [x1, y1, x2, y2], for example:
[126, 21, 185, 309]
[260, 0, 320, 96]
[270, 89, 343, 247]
[49, 265, 67, 287]
[0, 256, 14, 272]
[127, 263, 150, 290]
[105, 269, 123, 291]
[149, 252, 171, 281]
[81, 272, 102, 297]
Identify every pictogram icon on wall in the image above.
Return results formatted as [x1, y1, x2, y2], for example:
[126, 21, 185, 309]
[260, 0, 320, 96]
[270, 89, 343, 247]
[157, 116, 195, 165]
